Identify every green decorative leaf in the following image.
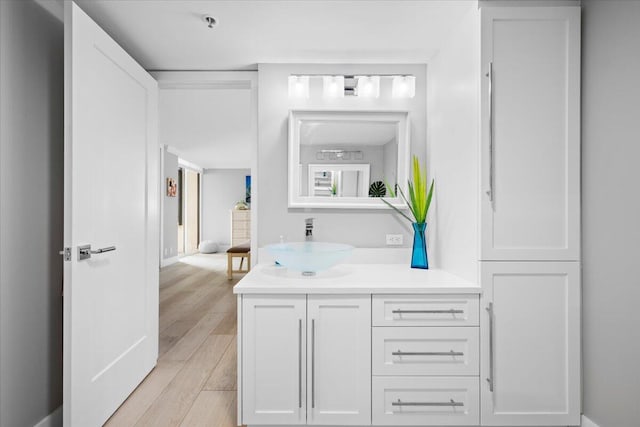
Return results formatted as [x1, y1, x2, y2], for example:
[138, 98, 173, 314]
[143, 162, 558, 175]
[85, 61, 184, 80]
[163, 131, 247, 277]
[381, 155, 435, 224]
[368, 181, 387, 197]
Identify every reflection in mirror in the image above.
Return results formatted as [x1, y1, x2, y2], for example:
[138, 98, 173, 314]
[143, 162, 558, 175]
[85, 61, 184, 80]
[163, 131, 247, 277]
[289, 111, 409, 209]
[299, 121, 398, 198]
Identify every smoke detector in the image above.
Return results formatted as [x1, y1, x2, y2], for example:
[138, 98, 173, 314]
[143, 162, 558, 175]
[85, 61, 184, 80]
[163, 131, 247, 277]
[203, 15, 217, 28]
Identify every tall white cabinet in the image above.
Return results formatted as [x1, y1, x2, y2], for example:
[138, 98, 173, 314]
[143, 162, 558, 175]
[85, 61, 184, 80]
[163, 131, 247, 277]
[479, 6, 581, 426]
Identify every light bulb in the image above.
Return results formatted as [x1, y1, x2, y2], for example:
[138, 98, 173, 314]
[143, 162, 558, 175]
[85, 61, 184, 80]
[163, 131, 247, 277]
[392, 75, 416, 98]
[355, 76, 380, 98]
[288, 75, 309, 99]
[322, 76, 345, 98]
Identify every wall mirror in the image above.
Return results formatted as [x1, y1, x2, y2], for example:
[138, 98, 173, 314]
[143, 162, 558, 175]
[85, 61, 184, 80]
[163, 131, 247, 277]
[289, 110, 409, 209]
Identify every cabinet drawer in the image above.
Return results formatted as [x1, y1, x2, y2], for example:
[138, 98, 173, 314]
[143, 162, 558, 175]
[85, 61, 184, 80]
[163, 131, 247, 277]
[373, 295, 479, 326]
[232, 210, 251, 220]
[372, 376, 479, 426]
[373, 327, 479, 376]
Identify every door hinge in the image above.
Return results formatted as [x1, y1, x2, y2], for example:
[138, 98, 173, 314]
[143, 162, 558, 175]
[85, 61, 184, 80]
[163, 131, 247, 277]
[59, 247, 71, 262]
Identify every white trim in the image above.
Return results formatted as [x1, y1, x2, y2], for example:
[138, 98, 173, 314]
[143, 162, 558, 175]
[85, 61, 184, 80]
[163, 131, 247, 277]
[178, 157, 203, 173]
[34, 406, 62, 427]
[160, 255, 180, 268]
[582, 415, 600, 427]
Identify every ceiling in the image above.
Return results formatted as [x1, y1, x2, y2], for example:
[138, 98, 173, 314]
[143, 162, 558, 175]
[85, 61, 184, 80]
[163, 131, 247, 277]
[159, 86, 253, 169]
[301, 121, 396, 146]
[74, 0, 476, 70]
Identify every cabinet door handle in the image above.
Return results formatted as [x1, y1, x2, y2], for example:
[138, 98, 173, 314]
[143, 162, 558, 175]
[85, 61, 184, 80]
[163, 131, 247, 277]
[392, 350, 464, 357]
[486, 302, 494, 392]
[392, 398, 463, 408]
[486, 61, 494, 202]
[311, 318, 316, 409]
[392, 309, 464, 314]
[298, 318, 302, 409]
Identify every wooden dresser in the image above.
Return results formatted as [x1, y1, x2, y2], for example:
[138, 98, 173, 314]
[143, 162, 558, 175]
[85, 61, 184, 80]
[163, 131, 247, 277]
[231, 209, 251, 246]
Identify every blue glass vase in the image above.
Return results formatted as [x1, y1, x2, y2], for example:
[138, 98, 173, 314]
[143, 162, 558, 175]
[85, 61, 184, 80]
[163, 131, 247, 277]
[411, 222, 429, 269]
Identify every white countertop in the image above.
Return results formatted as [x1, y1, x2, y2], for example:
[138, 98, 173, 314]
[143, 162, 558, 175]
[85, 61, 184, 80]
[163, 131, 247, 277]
[233, 263, 480, 294]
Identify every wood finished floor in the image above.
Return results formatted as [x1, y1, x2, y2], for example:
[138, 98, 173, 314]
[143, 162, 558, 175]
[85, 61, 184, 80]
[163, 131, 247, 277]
[105, 254, 242, 427]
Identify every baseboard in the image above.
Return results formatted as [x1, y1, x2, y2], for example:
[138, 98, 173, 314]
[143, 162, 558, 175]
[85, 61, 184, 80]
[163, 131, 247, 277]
[160, 255, 179, 268]
[582, 414, 600, 427]
[34, 406, 62, 427]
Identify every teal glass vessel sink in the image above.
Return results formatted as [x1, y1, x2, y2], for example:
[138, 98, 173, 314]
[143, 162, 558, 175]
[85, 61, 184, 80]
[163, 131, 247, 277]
[265, 242, 354, 275]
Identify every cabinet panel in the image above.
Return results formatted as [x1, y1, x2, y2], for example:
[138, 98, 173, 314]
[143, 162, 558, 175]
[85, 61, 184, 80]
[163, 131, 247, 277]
[373, 294, 479, 327]
[480, 7, 580, 261]
[480, 262, 580, 426]
[372, 376, 479, 426]
[242, 295, 306, 425]
[307, 295, 371, 425]
[373, 327, 479, 376]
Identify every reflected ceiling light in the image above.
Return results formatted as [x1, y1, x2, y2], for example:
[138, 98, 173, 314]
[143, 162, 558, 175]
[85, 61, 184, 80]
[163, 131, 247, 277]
[355, 76, 380, 98]
[322, 76, 345, 98]
[392, 75, 416, 98]
[288, 75, 309, 99]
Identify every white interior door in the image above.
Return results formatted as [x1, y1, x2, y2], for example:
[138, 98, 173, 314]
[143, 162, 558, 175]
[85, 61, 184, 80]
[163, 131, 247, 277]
[63, 2, 159, 426]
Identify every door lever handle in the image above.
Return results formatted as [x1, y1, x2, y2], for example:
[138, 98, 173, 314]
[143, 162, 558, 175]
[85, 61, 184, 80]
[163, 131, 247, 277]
[78, 244, 116, 260]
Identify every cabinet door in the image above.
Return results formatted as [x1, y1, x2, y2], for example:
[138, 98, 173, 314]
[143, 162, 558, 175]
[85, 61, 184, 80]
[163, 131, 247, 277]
[480, 262, 580, 426]
[307, 295, 371, 425]
[480, 7, 581, 261]
[242, 295, 306, 425]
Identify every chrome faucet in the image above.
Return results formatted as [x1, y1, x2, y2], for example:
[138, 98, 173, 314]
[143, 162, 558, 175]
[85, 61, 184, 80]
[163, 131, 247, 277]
[305, 218, 314, 241]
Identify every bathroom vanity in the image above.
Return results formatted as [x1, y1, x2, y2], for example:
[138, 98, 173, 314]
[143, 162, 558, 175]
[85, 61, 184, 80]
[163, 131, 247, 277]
[234, 264, 482, 426]
[236, 3, 582, 427]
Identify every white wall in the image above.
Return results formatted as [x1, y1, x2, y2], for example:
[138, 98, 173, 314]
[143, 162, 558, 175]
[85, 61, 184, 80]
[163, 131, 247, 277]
[156, 75, 254, 169]
[427, 7, 480, 282]
[162, 148, 179, 260]
[581, 2, 640, 426]
[257, 64, 426, 248]
[0, 0, 64, 425]
[201, 169, 251, 249]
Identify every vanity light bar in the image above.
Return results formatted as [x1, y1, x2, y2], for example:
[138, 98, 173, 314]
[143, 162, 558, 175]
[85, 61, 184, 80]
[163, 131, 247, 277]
[288, 74, 416, 99]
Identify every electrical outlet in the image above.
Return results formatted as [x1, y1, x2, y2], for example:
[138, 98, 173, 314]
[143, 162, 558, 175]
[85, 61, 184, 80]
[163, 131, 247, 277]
[386, 234, 403, 246]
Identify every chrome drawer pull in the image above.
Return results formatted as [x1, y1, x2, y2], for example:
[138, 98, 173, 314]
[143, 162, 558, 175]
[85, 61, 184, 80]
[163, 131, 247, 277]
[392, 399, 463, 407]
[392, 309, 464, 314]
[392, 350, 464, 357]
[298, 319, 302, 409]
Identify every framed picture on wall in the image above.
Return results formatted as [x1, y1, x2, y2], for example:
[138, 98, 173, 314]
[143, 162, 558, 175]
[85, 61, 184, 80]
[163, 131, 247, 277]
[167, 177, 177, 197]
[245, 175, 251, 204]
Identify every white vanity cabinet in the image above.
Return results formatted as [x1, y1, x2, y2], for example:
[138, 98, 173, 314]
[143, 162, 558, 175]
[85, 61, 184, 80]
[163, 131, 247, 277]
[307, 295, 371, 425]
[241, 293, 372, 426]
[480, 262, 581, 426]
[241, 295, 307, 425]
[480, 6, 581, 262]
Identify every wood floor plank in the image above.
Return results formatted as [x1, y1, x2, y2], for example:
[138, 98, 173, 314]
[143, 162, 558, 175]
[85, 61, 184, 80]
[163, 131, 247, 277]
[134, 334, 233, 427]
[105, 361, 183, 427]
[179, 391, 236, 427]
[204, 336, 237, 391]
[211, 311, 237, 336]
[110, 254, 240, 426]
[162, 312, 227, 362]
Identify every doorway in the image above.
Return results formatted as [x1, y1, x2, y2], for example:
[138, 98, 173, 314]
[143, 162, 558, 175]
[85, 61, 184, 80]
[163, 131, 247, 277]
[178, 166, 200, 256]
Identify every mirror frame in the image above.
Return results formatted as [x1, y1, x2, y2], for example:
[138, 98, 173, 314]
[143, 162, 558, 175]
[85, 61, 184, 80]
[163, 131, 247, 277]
[288, 110, 410, 209]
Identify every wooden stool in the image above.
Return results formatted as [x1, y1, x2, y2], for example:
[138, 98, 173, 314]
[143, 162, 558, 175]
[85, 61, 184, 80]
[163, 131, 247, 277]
[227, 241, 251, 280]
